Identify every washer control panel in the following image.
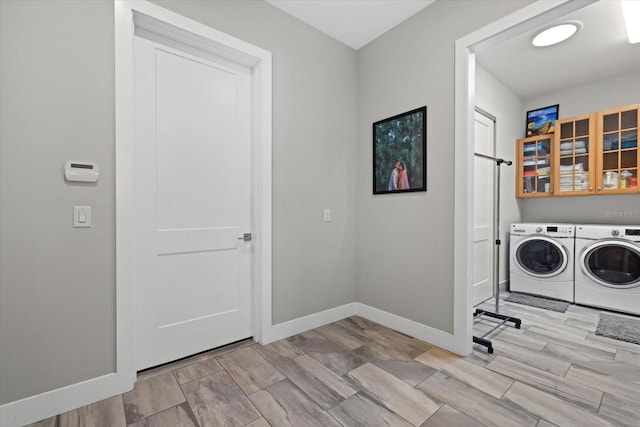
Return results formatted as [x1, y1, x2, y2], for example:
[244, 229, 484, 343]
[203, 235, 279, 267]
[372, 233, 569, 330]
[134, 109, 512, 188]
[511, 223, 575, 237]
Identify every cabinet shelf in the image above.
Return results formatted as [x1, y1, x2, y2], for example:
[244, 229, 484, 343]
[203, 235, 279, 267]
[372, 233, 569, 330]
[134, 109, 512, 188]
[559, 154, 589, 159]
[603, 147, 638, 153]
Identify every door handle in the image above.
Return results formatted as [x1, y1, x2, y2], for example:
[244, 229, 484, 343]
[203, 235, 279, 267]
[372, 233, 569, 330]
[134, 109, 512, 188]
[238, 233, 252, 242]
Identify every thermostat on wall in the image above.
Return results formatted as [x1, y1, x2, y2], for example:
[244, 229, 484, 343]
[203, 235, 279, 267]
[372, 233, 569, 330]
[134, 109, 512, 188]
[64, 161, 99, 183]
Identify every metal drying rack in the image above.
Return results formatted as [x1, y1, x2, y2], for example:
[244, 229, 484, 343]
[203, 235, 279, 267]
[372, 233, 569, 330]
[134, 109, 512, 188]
[472, 153, 521, 353]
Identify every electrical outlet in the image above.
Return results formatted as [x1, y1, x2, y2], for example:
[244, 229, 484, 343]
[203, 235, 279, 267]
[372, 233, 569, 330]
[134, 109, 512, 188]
[323, 208, 331, 222]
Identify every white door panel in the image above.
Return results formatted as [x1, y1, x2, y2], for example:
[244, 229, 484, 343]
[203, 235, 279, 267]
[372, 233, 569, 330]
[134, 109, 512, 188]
[157, 250, 239, 327]
[156, 49, 240, 230]
[134, 36, 252, 370]
[473, 112, 495, 305]
[473, 244, 491, 303]
[157, 228, 239, 254]
[474, 224, 490, 242]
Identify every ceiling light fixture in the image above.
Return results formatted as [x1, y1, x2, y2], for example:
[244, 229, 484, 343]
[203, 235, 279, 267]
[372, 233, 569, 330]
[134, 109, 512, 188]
[621, 0, 640, 44]
[531, 22, 581, 47]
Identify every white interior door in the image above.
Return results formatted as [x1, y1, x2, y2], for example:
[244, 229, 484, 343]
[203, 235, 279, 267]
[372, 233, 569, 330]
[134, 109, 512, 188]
[134, 36, 253, 370]
[473, 111, 495, 306]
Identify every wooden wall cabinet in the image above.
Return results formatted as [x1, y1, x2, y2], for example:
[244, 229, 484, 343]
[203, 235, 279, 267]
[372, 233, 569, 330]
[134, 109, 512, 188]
[516, 135, 553, 198]
[553, 113, 596, 196]
[516, 104, 640, 198]
[595, 104, 639, 194]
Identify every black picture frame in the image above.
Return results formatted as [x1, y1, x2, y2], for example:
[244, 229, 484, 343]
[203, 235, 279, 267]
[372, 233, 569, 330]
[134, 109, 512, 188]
[373, 106, 427, 194]
[526, 104, 559, 137]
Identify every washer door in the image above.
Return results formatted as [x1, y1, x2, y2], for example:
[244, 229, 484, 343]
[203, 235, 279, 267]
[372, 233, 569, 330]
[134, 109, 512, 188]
[581, 240, 640, 288]
[514, 236, 569, 278]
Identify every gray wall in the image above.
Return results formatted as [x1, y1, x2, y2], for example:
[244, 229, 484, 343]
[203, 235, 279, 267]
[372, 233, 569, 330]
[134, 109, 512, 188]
[0, 0, 358, 405]
[476, 66, 525, 285]
[522, 71, 640, 225]
[0, 0, 116, 405]
[355, 0, 532, 334]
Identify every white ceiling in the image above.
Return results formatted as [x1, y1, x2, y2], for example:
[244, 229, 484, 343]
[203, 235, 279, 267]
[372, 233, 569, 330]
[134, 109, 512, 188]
[266, 0, 639, 102]
[266, 0, 435, 50]
[476, 0, 640, 101]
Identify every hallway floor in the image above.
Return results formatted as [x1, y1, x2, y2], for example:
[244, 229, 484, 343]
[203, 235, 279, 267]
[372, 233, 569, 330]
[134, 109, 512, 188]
[28, 300, 640, 426]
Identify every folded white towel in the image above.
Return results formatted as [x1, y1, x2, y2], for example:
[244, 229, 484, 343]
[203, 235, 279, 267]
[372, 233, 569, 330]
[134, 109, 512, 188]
[560, 140, 587, 151]
[559, 164, 584, 172]
[560, 146, 587, 156]
[560, 148, 588, 156]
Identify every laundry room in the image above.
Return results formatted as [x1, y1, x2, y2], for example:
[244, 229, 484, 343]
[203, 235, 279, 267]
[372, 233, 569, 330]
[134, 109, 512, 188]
[473, 0, 640, 318]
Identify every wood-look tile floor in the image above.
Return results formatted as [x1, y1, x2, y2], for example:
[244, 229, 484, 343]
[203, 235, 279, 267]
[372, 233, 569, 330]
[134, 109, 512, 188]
[28, 299, 640, 427]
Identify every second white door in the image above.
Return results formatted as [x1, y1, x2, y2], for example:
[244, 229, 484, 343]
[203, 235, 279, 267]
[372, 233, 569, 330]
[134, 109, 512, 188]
[473, 111, 495, 306]
[134, 36, 253, 370]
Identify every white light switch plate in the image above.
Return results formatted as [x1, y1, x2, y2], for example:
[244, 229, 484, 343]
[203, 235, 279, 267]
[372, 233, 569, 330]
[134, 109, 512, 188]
[323, 208, 331, 222]
[73, 206, 92, 228]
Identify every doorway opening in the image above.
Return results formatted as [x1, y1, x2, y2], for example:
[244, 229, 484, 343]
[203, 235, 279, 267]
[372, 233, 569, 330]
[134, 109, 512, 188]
[453, 0, 597, 355]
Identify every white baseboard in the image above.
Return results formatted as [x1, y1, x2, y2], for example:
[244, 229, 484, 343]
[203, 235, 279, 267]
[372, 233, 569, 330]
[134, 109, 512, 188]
[267, 302, 359, 342]
[267, 301, 454, 353]
[355, 303, 454, 351]
[0, 373, 133, 427]
[500, 279, 509, 294]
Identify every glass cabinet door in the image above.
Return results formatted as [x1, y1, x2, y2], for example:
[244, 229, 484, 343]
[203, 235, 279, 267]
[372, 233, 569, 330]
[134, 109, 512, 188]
[553, 114, 595, 195]
[597, 104, 640, 194]
[517, 135, 552, 197]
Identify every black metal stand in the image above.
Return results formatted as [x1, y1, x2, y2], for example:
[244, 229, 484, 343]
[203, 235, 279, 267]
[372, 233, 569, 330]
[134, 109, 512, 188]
[474, 309, 522, 329]
[472, 153, 522, 353]
[473, 309, 521, 354]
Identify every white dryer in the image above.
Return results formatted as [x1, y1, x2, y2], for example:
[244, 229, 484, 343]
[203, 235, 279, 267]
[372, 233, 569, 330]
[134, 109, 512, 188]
[575, 224, 640, 315]
[510, 223, 575, 302]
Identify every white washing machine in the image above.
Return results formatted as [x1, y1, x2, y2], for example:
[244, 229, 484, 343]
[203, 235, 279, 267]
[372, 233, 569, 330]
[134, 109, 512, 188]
[575, 224, 640, 315]
[510, 223, 575, 302]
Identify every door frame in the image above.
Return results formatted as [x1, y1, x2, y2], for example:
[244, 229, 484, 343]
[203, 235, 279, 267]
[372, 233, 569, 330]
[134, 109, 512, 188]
[453, 0, 597, 355]
[115, 0, 273, 382]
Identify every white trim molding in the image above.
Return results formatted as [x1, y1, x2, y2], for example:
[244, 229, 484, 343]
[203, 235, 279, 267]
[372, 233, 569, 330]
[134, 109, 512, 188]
[0, 374, 121, 427]
[356, 304, 453, 351]
[269, 303, 360, 342]
[269, 302, 454, 352]
[453, 0, 596, 356]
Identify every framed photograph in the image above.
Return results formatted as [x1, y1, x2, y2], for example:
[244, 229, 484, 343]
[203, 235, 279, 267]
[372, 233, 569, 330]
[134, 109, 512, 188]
[526, 104, 559, 137]
[373, 106, 427, 194]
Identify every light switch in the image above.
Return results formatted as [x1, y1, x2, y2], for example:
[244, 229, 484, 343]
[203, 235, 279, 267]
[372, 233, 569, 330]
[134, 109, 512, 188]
[73, 206, 92, 228]
[323, 208, 331, 222]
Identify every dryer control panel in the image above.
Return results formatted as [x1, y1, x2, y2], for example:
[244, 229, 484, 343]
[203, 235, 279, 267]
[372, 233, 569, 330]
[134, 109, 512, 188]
[624, 228, 640, 241]
[576, 225, 640, 241]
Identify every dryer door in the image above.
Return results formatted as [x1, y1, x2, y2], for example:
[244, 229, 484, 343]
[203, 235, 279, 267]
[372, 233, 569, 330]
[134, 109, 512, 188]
[581, 241, 640, 288]
[514, 236, 569, 278]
